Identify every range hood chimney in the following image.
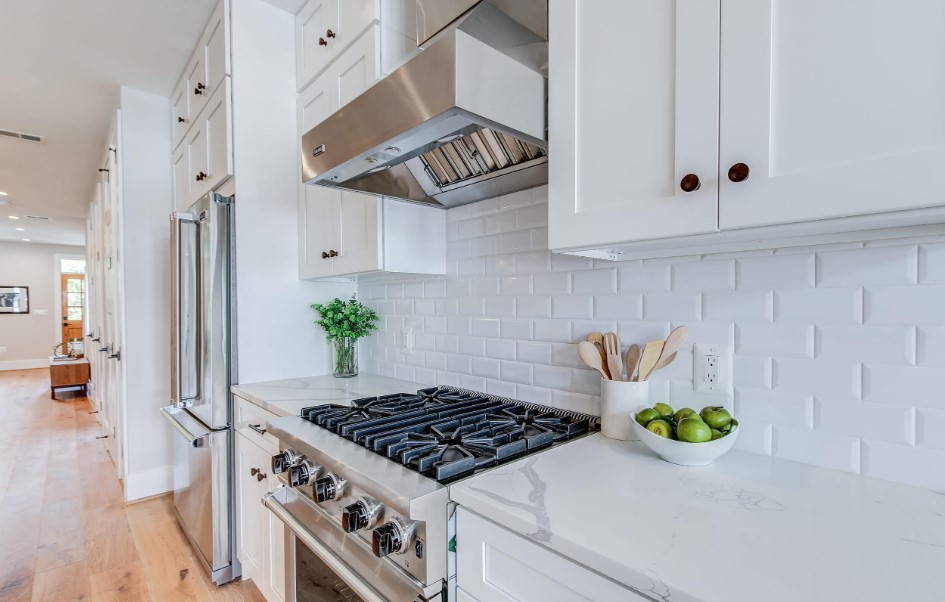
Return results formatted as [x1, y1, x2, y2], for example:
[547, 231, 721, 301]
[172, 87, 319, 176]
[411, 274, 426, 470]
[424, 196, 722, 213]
[300, 0, 548, 209]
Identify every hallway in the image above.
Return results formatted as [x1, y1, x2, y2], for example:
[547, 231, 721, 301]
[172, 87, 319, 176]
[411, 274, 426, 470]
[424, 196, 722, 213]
[0, 369, 264, 602]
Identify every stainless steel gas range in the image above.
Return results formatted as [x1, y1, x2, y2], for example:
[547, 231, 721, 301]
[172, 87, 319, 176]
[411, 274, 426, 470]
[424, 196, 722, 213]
[261, 386, 599, 601]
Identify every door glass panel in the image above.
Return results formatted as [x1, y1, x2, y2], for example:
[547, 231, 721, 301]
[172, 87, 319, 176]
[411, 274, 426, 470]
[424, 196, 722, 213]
[68, 292, 83, 307]
[68, 307, 83, 320]
[67, 279, 84, 292]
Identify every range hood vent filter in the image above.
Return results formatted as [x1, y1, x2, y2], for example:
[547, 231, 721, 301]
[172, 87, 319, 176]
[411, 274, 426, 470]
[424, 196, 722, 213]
[420, 128, 545, 188]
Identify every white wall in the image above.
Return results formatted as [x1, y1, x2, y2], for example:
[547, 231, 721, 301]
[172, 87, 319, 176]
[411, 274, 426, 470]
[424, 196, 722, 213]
[230, 0, 353, 385]
[359, 186, 945, 492]
[117, 86, 175, 500]
[0, 241, 85, 369]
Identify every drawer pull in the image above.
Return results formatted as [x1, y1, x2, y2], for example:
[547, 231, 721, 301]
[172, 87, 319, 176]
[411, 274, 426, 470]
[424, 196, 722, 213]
[248, 423, 267, 436]
[728, 162, 750, 183]
[680, 174, 701, 193]
[251, 467, 267, 482]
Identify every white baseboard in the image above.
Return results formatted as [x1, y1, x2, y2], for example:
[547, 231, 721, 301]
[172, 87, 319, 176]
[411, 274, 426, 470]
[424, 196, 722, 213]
[124, 464, 174, 502]
[0, 359, 49, 371]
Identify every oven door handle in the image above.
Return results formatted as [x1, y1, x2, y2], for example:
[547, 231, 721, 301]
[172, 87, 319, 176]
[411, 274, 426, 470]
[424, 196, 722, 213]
[263, 488, 394, 602]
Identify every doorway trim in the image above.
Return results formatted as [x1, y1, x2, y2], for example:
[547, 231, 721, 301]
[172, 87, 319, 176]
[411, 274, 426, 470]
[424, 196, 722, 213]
[53, 252, 87, 353]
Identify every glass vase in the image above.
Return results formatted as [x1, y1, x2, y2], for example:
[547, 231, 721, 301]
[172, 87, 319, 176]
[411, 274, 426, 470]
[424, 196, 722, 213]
[332, 337, 358, 378]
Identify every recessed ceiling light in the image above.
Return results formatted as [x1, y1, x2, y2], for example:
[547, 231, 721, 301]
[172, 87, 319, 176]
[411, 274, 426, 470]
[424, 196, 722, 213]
[21, 238, 30, 242]
[15, 227, 25, 232]
[0, 191, 8, 196]
[8, 215, 19, 220]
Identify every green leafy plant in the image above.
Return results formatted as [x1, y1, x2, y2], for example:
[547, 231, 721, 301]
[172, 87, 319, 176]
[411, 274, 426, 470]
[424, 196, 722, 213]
[311, 295, 379, 342]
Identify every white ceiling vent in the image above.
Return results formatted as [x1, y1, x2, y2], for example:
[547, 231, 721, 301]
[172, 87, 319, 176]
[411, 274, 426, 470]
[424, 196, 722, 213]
[25, 215, 50, 220]
[0, 128, 45, 143]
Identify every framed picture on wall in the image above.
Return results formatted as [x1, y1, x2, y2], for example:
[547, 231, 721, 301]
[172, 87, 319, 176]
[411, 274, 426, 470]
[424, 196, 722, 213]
[0, 286, 29, 314]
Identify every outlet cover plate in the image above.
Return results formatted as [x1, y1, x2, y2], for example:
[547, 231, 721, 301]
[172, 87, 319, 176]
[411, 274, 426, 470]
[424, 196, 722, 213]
[693, 343, 733, 395]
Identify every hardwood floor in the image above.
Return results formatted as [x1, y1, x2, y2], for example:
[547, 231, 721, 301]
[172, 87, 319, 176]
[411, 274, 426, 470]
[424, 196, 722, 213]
[0, 369, 266, 602]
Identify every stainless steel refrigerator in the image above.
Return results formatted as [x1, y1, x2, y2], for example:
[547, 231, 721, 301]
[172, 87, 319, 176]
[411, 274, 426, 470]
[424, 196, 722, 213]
[160, 191, 239, 585]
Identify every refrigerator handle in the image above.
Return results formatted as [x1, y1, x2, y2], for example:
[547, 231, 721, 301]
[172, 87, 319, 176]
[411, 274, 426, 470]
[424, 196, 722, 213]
[170, 211, 197, 409]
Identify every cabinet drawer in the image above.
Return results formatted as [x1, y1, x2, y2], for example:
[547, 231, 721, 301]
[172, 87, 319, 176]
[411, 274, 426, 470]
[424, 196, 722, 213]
[457, 508, 645, 602]
[235, 395, 280, 454]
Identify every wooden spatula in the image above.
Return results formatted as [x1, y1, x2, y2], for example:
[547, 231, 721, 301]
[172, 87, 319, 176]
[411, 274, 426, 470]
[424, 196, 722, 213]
[578, 341, 609, 379]
[651, 326, 689, 373]
[637, 339, 665, 382]
[625, 344, 641, 382]
[585, 332, 611, 379]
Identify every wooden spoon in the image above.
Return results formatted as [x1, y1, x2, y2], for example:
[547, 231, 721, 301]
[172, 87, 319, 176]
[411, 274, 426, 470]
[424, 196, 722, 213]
[651, 326, 689, 373]
[625, 344, 641, 382]
[578, 341, 609, 379]
[585, 332, 611, 379]
[603, 332, 623, 383]
[637, 339, 665, 382]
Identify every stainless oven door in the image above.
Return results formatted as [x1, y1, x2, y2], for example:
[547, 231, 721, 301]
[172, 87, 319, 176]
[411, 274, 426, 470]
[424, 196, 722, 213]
[263, 487, 443, 602]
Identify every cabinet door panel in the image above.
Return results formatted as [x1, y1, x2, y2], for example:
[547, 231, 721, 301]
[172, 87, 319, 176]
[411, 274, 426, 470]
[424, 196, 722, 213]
[332, 26, 380, 108]
[172, 143, 190, 212]
[298, 71, 334, 134]
[203, 0, 230, 92]
[267, 472, 286, 602]
[187, 51, 208, 120]
[171, 77, 189, 149]
[236, 435, 266, 579]
[720, 0, 945, 229]
[296, 0, 338, 91]
[335, 191, 380, 275]
[186, 124, 209, 203]
[204, 80, 233, 192]
[300, 186, 341, 279]
[548, 0, 720, 251]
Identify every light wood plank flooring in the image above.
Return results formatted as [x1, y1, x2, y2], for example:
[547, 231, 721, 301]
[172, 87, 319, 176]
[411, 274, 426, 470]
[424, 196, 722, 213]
[0, 369, 265, 602]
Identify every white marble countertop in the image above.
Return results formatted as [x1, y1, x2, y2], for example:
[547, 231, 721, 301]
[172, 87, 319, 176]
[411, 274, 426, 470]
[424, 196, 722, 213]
[231, 374, 430, 417]
[450, 434, 945, 602]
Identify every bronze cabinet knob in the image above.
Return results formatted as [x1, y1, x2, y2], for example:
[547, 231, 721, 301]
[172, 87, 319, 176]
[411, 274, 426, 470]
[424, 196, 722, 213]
[728, 163, 750, 183]
[318, 37, 328, 46]
[328, 250, 339, 258]
[321, 251, 330, 259]
[680, 174, 701, 192]
[326, 29, 335, 38]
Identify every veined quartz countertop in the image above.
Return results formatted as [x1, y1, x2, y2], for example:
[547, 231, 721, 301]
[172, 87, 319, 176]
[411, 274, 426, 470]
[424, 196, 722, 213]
[450, 434, 945, 602]
[231, 374, 430, 417]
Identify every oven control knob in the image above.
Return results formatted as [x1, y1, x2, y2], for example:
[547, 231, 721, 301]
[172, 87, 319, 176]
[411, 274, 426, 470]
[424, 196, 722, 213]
[271, 448, 302, 475]
[341, 497, 383, 533]
[288, 460, 318, 488]
[372, 517, 416, 558]
[313, 473, 345, 503]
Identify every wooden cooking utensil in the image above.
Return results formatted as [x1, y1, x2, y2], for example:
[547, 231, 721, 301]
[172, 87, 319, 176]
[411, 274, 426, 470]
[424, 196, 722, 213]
[585, 332, 611, 379]
[651, 326, 689, 373]
[578, 341, 610, 379]
[625, 344, 641, 382]
[603, 332, 623, 383]
[637, 339, 665, 382]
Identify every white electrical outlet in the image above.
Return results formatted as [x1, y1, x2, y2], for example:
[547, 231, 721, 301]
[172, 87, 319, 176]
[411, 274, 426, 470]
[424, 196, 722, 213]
[401, 327, 414, 355]
[35, 309, 49, 316]
[693, 343, 733, 394]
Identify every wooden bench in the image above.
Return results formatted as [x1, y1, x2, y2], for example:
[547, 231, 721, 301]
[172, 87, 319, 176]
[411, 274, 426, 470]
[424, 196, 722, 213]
[49, 357, 90, 400]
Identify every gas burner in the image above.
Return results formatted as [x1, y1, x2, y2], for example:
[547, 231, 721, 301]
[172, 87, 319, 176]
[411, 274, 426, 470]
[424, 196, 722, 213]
[299, 386, 598, 484]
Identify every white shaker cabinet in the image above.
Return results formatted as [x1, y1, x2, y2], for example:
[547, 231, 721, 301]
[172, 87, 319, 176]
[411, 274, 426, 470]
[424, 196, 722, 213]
[456, 508, 648, 601]
[718, 0, 945, 229]
[548, 0, 721, 251]
[296, 0, 380, 91]
[549, 0, 945, 258]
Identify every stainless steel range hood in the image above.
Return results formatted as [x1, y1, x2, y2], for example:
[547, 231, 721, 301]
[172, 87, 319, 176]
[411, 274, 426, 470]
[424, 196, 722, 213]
[300, 0, 548, 209]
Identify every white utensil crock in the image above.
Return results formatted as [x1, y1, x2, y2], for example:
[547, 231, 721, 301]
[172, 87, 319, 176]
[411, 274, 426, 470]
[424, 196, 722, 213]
[600, 378, 649, 441]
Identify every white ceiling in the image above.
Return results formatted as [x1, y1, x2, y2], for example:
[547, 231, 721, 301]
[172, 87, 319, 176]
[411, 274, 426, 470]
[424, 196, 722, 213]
[0, 0, 223, 246]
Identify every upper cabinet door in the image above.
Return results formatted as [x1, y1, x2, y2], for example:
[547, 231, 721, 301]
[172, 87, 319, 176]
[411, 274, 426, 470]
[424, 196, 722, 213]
[330, 26, 379, 108]
[548, 0, 720, 252]
[299, 187, 341, 279]
[334, 191, 381, 275]
[187, 52, 208, 121]
[203, 80, 234, 193]
[202, 0, 231, 94]
[296, 0, 339, 91]
[171, 77, 190, 149]
[719, 0, 945, 229]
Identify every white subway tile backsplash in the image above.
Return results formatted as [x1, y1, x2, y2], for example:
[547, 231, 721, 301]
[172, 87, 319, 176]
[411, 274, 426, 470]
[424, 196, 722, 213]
[916, 407, 945, 450]
[865, 285, 945, 325]
[772, 425, 861, 473]
[737, 253, 814, 291]
[817, 245, 918, 287]
[861, 440, 945, 492]
[816, 325, 916, 365]
[672, 259, 735, 292]
[360, 194, 943, 490]
[775, 288, 863, 324]
[643, 293, 700, 322]
[814, 398, 914, 445]
[737, 324, 813, 358]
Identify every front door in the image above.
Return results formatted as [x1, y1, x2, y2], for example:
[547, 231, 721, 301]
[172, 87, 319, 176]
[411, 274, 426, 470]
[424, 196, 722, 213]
[61, 273, 85, 348]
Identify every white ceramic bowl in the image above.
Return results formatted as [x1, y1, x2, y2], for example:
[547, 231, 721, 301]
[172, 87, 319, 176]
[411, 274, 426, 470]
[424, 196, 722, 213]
[631, 413, 739, 466]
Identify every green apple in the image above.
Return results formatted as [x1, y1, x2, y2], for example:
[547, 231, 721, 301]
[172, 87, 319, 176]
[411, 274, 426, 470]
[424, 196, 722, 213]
[710, 428, 725, 440]
[677, 418, 712, 443]
[653, 402, 674, 419]
[646, 419, 673, 438]
[673, 408, 699, 423]
[636, 408, 661, 427]
[700, 406, 732, 430]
